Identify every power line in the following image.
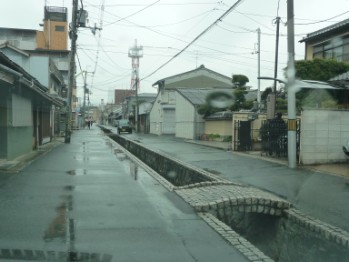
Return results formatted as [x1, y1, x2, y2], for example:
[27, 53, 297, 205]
[99, 5, 248, 56]
[78, 38, 129, 71]
[295, 10, 349, 25]
[141, 0, 245, 81]
[76, 51, 83, 75]
[219, 20, 308, 37]
[99, 2, 248, 53]
[86, 1, 218, 7]
[127, 9, 216, 28]
[234, 10, 275, 32]
[90, 0, 105, 90]
[78, 48, 123, 76]
[104, 0, 160, 27]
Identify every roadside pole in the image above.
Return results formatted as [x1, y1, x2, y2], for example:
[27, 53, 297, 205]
[82, 71, 87, 128]
[257, 28, 261, 111]
[65, 0, 78, 143]
[135, 74, 139, 133]
[273, 16, 281, 117]
[286, 0, 297, 168]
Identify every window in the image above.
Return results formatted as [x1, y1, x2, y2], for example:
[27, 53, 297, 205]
[55, 25, 65, 32]
[312, 36, 349, 61]
[313, 45, 323, 53]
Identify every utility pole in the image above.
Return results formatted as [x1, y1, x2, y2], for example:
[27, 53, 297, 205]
[273, 17, 281, 93]
[257, 28, 261, 112]
[287, 0, 297, 168]
[82, 70, 94, 127]
[269, 16, 281, 119]
[65, 0, 78, 143]
[128, 39, 143, 133]
[82, 71, 88, 128]
[266, 16, 281, 119]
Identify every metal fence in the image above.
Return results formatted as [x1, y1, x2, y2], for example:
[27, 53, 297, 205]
[234, 119, 301, 159]
[260, 119, 301, 158]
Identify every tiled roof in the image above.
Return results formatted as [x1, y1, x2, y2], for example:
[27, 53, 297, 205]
[330, 71, 349, 81]
[152, 65, 231, 86]
[300, 18, 349, 43]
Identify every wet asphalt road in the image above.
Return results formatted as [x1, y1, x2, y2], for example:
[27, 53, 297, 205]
[125, 133, 349, 233]
[0, 127, 248, 262]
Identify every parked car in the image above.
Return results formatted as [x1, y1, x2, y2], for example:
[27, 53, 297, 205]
[116, 119, 132, 134]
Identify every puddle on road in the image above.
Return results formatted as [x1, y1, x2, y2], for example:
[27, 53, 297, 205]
[111, 145, 148, 183]
[114, 148, 123, 154]
[43, 189, 79, 261]
[64, 185, 75, 191]
[105, 141, 114, 153]
[114, 148, 129, 162]
[129, 162, 138, 181]
[43, 196, 73, 242]
[67, 169, 87, 176]
[112, 146, 140, 181]
[73, 155, 90, 162]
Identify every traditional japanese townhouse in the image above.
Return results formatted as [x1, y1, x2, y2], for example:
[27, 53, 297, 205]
[0, 52, 64, 160]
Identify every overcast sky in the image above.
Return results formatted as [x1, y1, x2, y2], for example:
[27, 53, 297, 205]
[1, 0, 349, 105]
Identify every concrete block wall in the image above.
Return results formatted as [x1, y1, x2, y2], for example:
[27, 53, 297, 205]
[300, 109, 349, 164]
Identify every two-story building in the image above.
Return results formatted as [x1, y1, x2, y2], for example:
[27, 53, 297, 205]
[0, 51, 64, 160]
[298, 18, 349, 164]
[300, 18, 349, 62]
[0, 5, 74, 132]
[150, 65, 233, 136]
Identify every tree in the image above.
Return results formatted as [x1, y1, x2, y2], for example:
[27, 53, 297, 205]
[232, 74, 249, 88]
[230, 87, 247, 111]
[261, 87, 272, 101]
[197, 103, 221, 117]
[295, 58, 349, 81]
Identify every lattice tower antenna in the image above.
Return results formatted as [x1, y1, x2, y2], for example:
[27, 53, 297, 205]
[128, 39, 143, 90]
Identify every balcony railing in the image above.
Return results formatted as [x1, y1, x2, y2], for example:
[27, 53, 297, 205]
[45, 6, 67, 21]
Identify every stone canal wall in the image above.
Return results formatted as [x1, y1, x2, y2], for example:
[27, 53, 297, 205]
[107, 132, 220, 187]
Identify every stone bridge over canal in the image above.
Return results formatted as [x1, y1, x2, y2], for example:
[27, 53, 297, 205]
[175, 182, 291, 218]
